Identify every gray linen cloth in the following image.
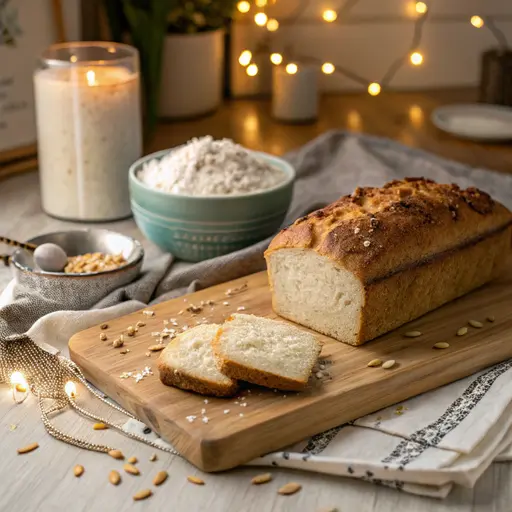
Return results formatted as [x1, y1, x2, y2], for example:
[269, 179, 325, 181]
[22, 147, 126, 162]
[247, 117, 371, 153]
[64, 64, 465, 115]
[2, 130, 512, 498]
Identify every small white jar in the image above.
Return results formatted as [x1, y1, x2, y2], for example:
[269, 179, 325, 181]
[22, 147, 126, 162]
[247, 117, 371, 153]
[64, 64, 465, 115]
[34, 42, 142, 221]
[272, 64, 318, 123]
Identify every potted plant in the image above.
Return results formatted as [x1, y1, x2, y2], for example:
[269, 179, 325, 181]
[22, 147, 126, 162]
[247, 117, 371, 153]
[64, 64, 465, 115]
[159, 0, 236, 119]
[103, 0, 236, 130]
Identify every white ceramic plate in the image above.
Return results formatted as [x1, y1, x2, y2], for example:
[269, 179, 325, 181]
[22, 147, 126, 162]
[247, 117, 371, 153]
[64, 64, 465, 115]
[431, 103, 512, 141]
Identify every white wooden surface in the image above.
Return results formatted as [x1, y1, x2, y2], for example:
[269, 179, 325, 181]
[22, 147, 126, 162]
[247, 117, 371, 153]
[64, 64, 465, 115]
[231, 0, 512, 96]
[0, 171, 510, 511]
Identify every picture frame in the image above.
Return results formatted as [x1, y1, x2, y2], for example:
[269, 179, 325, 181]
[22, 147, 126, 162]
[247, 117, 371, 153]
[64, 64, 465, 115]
[0, 0, 66, 178]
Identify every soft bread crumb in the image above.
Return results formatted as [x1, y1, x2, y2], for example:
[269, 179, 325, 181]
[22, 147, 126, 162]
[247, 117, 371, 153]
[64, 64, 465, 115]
[158, 324, 238, 397]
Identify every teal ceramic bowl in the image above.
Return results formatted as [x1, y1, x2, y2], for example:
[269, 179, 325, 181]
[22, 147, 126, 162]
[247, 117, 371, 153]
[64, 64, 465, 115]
[129, 148, 295, 262]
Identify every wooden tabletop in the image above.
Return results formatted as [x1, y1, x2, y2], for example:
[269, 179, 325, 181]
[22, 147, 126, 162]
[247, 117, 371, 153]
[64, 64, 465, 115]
[1, 89, 512, 511]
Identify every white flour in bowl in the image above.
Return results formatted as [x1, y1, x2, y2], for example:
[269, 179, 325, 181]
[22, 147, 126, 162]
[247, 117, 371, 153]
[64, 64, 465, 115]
[137, 136, 286, 196]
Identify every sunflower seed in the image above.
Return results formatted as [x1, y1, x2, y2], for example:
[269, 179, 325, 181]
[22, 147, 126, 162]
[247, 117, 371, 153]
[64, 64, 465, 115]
[404, 331, 422, 338]
[148, 344, 165, 352]
[124, 463, 140, 475]
[278, 482, 302, 495]
[382, 360, 396, 369]
[457, 327, 468, 336]
[487, 316, 495, 323]
[108, 449, 124, 460]
[251, 473, 272, 485]
[469, 320, 483, 328]
[187, 475, 205, 485]
[109, 470, 121, 485]
[73, 465, 84, 477]
[153, 470, 168, 486]
[17, 443, 39, 454]
[367, 359, 382, 367]
[433, 342, 450, 349]
[133, 489, 152, 501]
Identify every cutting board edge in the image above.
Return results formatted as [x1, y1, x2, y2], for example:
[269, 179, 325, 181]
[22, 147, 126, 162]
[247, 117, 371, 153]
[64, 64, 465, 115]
[69, 337, 512, 472]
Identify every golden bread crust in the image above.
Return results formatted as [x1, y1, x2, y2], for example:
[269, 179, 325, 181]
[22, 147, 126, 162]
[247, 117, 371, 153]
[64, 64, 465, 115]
[265, 178, 512, 282]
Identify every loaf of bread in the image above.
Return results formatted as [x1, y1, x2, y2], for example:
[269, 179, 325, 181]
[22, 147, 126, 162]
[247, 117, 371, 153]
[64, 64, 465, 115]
[265, 178, 512, 346]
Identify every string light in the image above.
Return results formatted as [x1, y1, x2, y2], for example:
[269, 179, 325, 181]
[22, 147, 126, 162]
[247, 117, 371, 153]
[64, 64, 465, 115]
[286, 63, 298, 75]
[238, 50, 252, 66]
[410, 51, 423, 65]
[237, 1, 250, 13]
[255, 0, 267, 6]
[415, 2, 427, 14]
[254, 12, 268, 26]
[270, 53, 283, 65]
[246, 63, 259, 76]
[322, 62, 335, 74]
[65, 381, 77, 398]
[266, 18, 279, 31]
[471, 15, 484, 28]
[368, 82, 381, 96]
[322, 10, 337, 22]
[10, 371, 27, 391]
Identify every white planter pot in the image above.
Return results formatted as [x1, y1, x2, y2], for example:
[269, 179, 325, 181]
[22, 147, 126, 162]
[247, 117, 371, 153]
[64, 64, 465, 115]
[159, 29, 224, 119]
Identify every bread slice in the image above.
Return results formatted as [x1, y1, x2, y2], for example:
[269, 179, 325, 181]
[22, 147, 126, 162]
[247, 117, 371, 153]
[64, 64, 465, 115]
[212, 313, 322, 391]
[158, 324, 238, 397]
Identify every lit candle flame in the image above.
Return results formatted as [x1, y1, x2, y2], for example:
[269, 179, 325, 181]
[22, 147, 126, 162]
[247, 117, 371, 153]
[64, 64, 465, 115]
[65, 381, 77, 398]
[86, 70, 97, 87]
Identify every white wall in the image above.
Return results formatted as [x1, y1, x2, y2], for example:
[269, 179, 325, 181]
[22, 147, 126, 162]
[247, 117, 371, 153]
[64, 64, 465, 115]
[230, 0, 512, 96]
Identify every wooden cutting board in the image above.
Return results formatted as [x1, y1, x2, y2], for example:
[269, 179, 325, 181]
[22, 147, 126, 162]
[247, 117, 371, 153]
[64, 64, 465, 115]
[69, 269, 512, 472]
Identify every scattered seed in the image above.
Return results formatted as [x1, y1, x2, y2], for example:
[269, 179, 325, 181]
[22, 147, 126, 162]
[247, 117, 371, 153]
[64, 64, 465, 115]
[367, 359, 382, 367]
[93, 423, 108, 430]
[487, 316, 495, 323]
[112, 337, 124, 348]
[187, 476, 205, 485]
[145, 352, 151, 357]
[237, 306, 246, 311]
[120, 349, 129, 355]
[148, 344, 165, 352]
[469, 320, 483, 328]
[15, 383, 27, 393]
[127, 456, 138, 464]
[17, 443, 39, 454]
[142, 310, 155, 317]
[126, 326, 135, 336]
[251, 473, 272, 485]
[363, 240, 371, 247]
[124, 463, 140, 476]
[278, 482, 302, 495]
[153, 470, 168, 486]
[433, 342, 450, 349]
[382, 360, 396, 369]
[136, 321, 146, 328]
[404, 331, 422, 338]
[99, 332, 107, 341]
[149, 453, 157, 462]
[109, 470, 121, 485]
[73, 465, 84, 477]
[133, 489, 152, 501]
[457, 327, 468, 336]
[315, 371, 324, 379]
[108, 449, 124, 460]
[100, 323, 108, 330]
[224, 409, 230, 414]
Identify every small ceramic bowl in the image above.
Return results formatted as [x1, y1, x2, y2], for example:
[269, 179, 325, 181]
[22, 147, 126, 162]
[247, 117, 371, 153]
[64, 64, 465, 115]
[129, 148, 295, 262]
[11, 230, 143, 306]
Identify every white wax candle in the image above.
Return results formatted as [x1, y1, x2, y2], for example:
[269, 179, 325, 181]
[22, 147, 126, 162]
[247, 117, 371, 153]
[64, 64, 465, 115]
[34, 65, 142, 221]
[272, 65, 318, 122]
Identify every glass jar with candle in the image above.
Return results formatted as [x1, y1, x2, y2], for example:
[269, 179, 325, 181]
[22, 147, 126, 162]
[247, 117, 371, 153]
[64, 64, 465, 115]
[34, 42, 142, 221]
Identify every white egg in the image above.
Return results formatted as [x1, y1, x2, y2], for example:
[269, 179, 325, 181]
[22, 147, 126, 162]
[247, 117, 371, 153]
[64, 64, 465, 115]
[33, 243, 68, 272]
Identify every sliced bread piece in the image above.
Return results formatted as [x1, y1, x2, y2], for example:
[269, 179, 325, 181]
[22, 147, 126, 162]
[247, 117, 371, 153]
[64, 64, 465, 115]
[158, 324, 238, 397]
[212, 313, 322, 391]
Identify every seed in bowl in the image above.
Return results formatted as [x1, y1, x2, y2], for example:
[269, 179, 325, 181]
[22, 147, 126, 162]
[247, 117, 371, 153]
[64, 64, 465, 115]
[136, 136, 286, 196]
[64, 252, 127, 274]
